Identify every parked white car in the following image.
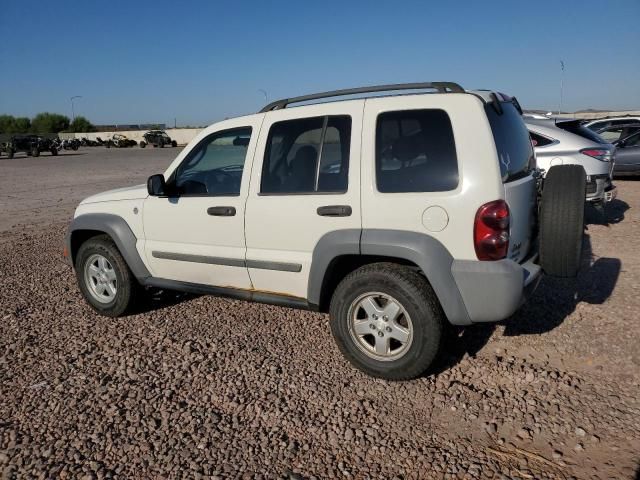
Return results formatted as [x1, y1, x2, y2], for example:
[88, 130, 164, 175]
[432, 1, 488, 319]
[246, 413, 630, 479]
[65, 82, 585, 379]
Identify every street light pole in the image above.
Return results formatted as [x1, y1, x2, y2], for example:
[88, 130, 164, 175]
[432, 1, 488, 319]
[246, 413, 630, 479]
[258, 89, 268, 105]
[558, 61, 565, 116]
[70, 96, 82, 123]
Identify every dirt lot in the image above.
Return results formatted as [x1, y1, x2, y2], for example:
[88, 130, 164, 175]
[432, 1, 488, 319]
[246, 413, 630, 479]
[1, 148, 639, 479]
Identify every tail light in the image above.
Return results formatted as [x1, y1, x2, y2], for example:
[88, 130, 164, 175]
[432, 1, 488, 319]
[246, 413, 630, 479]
[580, 148, 611, 162]
[474, 200, 510, 261]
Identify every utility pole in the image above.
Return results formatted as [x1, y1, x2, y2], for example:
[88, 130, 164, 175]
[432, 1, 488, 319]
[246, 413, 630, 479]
[70, 96, 82, 123]
[558, 61, 565, 116]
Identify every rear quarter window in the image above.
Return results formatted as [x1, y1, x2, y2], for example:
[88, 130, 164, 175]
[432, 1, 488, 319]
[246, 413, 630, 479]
[485, 102, 534, 181]
[375, 109, 458, 193]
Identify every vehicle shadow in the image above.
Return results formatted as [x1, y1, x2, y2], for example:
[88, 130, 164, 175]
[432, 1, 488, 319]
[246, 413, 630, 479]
[128, 288, 198, 315]
[429, 231, 621, 376]
[585, 199, 629, 226]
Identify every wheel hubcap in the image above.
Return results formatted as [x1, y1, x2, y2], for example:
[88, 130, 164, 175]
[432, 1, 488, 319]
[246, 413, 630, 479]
[348, 292, 413, 361]
[84, 254, 117, 304]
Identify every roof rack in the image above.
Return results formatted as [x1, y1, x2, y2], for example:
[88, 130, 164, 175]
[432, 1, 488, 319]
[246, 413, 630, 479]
[259, 82, 464, 113]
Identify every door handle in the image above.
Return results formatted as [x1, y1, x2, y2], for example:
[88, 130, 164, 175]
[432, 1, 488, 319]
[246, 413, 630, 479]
[207, 206, 236, 216]
[317, 205, 352, 217]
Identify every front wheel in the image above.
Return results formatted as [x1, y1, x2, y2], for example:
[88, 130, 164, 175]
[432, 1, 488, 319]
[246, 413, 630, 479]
[330, 263, 444, 380]
[139, 141, 146, 148]
[75, 235, 140, 317]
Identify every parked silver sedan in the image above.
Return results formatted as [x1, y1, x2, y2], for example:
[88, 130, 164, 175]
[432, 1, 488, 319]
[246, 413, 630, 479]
[525, 118, 616, 204]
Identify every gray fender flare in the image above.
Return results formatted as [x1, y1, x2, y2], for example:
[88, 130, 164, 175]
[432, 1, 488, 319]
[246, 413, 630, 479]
[66, 213, 150, 281]
[308, 229, 472, 325]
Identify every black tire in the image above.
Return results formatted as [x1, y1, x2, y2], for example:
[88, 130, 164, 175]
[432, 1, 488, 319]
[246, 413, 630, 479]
[159, 142, 164, 148]
[171, 140, 177, 147]
[32, 147, 40, 157]
[105, 142, 111, 148]
[7, 149, 14, 159]
[139, 141, 146, 148]
[329, 263, 444, 380]
[51, 148, 58, 156]
[75, 234, 140, 317]
[539, 164, 586, 278]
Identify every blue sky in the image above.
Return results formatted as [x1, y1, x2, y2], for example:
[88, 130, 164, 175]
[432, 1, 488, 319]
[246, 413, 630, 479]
[1, 0, 639, 126]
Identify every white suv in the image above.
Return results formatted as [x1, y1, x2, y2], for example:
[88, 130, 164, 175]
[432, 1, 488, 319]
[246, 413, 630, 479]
[65, 82, 585, 380]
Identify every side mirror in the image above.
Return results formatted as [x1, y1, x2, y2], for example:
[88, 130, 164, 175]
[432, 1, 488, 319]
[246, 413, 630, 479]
[616, 140, 625, 149]
[147, 174, 166, 196]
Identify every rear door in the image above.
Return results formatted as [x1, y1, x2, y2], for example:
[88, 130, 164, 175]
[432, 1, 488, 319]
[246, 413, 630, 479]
[616, 131, 640, 172]
[244, 101, 363, 299]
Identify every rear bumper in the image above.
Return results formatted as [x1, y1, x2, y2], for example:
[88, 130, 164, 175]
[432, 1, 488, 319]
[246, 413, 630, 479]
[451, 254, 542, 323]
[586, 174, 613, 203]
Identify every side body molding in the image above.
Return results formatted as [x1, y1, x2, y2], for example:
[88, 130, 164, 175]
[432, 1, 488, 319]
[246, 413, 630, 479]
[66, 213, 151, 280]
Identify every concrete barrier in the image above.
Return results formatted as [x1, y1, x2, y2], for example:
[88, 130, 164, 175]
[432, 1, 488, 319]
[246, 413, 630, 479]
[59, 128, 203, 146]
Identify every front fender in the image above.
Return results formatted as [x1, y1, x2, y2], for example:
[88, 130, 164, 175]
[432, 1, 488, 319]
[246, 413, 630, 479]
[65, 213, 150, 281]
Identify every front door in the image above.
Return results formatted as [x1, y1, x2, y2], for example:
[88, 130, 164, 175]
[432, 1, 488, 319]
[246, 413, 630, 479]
[244, 101, 363, 299]
[142, 115, 264, 288]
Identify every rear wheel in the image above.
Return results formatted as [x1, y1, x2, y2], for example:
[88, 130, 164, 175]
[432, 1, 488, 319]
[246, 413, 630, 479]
[171, 140, 177, 147]
[75, 235, 140, 317]
[51, 148, 58, 156]
[539, 164, 586, 277]
[7, 148, 14, 159]
[139, 141, 146, 148]
[330, 263, 444, 380]
[31, 147, 40, 157]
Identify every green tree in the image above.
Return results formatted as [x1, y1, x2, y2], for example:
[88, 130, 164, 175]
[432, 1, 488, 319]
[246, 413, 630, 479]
[0, 115, 16, 134]
[0, 115, 31, 134]
[31, 112, 70, 134]
[13, 117, 31, 133]
[69, 116, 95, 133]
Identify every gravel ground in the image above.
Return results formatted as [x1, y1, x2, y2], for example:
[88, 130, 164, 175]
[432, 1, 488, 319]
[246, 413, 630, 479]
[1, 150, 639, 479]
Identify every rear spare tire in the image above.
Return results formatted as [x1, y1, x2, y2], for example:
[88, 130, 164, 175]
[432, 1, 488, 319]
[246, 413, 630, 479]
[539, 165, 586, 278]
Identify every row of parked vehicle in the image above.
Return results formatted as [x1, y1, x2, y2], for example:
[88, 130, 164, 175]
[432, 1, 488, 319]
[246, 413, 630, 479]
[103, 131, 178, 149]
[523, 114, 640, 206]
[0, 130, 179, 158]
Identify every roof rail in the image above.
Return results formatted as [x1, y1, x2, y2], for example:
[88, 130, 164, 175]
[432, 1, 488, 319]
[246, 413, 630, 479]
[259, 82, 464, 113]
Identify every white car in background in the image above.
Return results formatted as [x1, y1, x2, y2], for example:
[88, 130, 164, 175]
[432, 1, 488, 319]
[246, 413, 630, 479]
[525, 117, 616, 205]
[584, 116, 640, 132]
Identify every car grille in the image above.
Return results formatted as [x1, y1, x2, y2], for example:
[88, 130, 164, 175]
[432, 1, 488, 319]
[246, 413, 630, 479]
[586, 179, 597, 194]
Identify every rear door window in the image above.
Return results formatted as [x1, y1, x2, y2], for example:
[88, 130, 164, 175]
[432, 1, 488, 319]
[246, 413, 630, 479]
[485, 102, 534, 181]
[375, 109, 458, 193]
[261, 115, 351, 194]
